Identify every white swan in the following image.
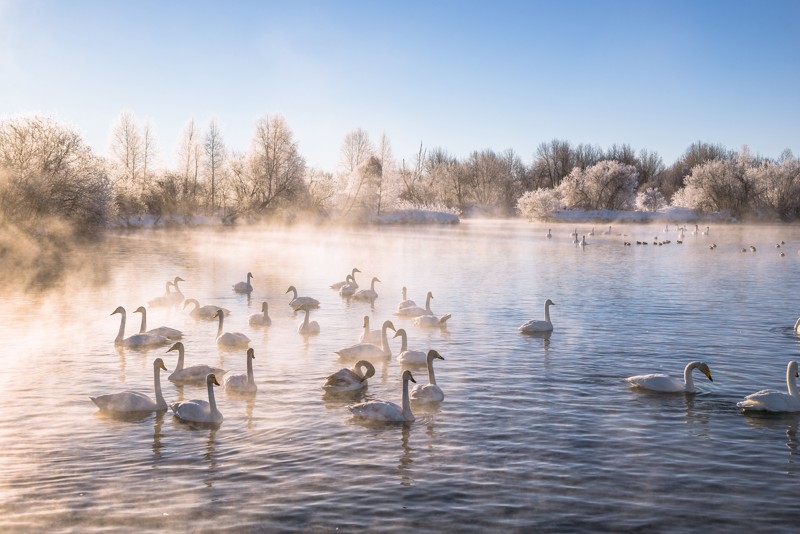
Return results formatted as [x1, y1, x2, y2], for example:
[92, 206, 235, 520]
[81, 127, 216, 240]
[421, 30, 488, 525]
[394, 329, 427, 366]
[353, 276, 380, 300]
[348, 370, 416, 422]
[410, 349, 445, 403]
[603, 225, 612, 235]
[184, 298, 231, 320]
[167, 342, 225, 385]
[331, 268, 361, 290]
[297, 306, 320, 335]
[214, 309, 250, 348]
[518, 299, 555, 334]
[397, 286, 417, 311]
[171, 373, 223, 424]
[336, 320, 396, 360]
[168, 276, 186, 305]
[737, 361, 800, 412]
[414, 313, 451, 328]
[91, 358, 169, 412]
[396, 291, 433, 317]
[588, 227, 595, 236]
[358, 315, 382, 344]
[323, 360, 376, 393]
[147, 281, 175, 308]
[546, 229, 552, 239]
[572, 233, 579, 244]
[224, 348, 257, 393]
[702, 226, 710, 236]
[249, 301, 272, 327]
[580, 235, 587, 247]
[286, 285, 320, 311]
[233, 272, 254, 293]
[112, 306, 170, 348]
[338, 274, 359, 297]
[795, 317, 800, 335]
[626, 361, 713, 393]
[134, 306, 182, 340]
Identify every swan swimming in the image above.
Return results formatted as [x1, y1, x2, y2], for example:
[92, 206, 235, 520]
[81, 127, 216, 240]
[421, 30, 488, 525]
[147, 281, 176, 308]
[184, 298, 231, 320]
[413, 313, 452, 328]
[410, 349, 445, 403]
[286, 285, 320, 310]
[518, 299, 555, 334]
[396, 291, 434, 317]
[249, 301, 272, 327]
[297, 305, 321, 335]
[112, 306, 170, 348]
[336, 320, 396, 360]
[394, 328, 427, 366]
[233, 272, 254, 293]
[331, 268, 360, 290]
[133, 306, 182, 340]
[348, 370, 416, 422]
[546, 229, 552, 239]
[167, 342, 225, 385]
[737, 361, 800, 412]
[90, 358, 169, 412]
[224, 348, 257, 394]
[358, 315, 382, 344]
[353, 276, 380, 300]
[397, 286, 417, 311]
[171, 373, 223, 425]
[168, 276, 186, 305]
[626, 361, 713, 393]
[323, 360, 376, 393]
[338, 274, 359, 297]
[214, 309, 250, 348]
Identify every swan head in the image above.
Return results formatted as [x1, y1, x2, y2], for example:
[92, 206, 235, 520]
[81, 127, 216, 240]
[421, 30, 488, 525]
[261, 301, 269, 312]
[352, 268, 361, 274]
[247, 347, 255, 360]
[362, 315, 369, 327]
[167, 342, 184, 354]
[207, 373, 220, 387]
[392, 328, 407, 340]
[427, 292, 434, 299]
[182, 299, 198, 310]
[402, 370, 416, 384]
[789, 361, 799, 378]
[382, 320, 396, 332]
[111, 306, 125, 316]
[286, 285, 297, 294]
[154, 358, 168, 372]
[356, 360, 376, 381]
[247, 272, 253, 279]
[173, 276, 185, 283]
[696, 362, 713, 382]
[544, 299, 555, 307]
[371, 277, 381, 284]
[134, 306, 146, 314]
[213, 309, 223, 319]
[427, 349, 445, 362]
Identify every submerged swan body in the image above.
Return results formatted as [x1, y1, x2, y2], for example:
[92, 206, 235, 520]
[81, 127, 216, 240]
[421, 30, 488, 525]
[338, 275, 359, 297]
[167, 342, 225, 385]
[286, 285, 320, 311]
[626, 361, 713, 393]
[519, 299, 555, 333]
[184, 298, 230, 320]
[171, 373, 223, 424]
[214, 309, 250, 348]
[249, 301, 272, 327]
[224, 348, 257, 393]
[410, 350, 445, 403]
[394, 328, 427, 366]
[134, 306, 182, 340]
[353, 277, 381, 300]
[91, 358, 168, 412]
[323, 360, 376, 393]
[233, 272, 254, 293]
[396, 291, 433, 317]
[112, 306, 170, 348]
[336, 320, 395, 360]
[737, 361, 800, 412]
[349, 370, 416, 422]
[331, 268, 361, 290]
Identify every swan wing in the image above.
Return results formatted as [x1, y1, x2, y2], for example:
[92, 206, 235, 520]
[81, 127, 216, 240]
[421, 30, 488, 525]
[410, 384, 444, 403]
[519, 320, 552, 333]
[349, 401, 404, 421]
[738, 390, 800, 412]
[397, 350, 427, 366]
[91, 391, 158, 412]
[626, 373, 685, 392]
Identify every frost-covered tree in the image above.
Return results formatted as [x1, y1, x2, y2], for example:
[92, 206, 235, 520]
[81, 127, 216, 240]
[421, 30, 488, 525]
[558, 160, 638, 210]
[749, 153, 800, 220]
[635, 187, 666, 212]
[671, 150, 757, 217]
[203, 119, 226, 214]
[516, 188, 561, 220]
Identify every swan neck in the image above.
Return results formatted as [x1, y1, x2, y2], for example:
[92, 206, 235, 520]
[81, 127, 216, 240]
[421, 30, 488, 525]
[402, 375, 413, 421]
[303, 309, 310, 327]
[370, 279, 377, 291]
[138, 308, 147, 333]
[788, 366, 799, 397]
[246, 354, 254, 384]
[175, 347, 185, 371]
[544, 303, 551, 323]
[217, 313, 224, 337]
[115, 310, 126, 343]
[399, 332, 407, 352]
[207, 379, 217, 413]
[402, 287, 407, 300]
[427, 358, 437, 385]
[154, 364, 166, 408]
[425, 294, 432, 312]
[683, 363, 696, 391]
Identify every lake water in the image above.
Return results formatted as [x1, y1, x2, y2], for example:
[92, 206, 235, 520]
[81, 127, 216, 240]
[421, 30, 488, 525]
[2, 219, 800, 532]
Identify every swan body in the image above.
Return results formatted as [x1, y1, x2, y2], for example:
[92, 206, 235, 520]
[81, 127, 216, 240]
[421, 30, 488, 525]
[168, 276, 185, 305]
[396, 286, 417, 311]
[167, 342, 225, 384]
[794, 317, 800, 335]
[91, 358, 169, 412]
[147, 281, 176, 308]
[336, 320, 395, 360]
[184, 299, 230, 320]
[358, 315, 382, 344]
[214, 309, 250, 348]
[112, 306, 170, 348]
[134, 306, 182, 340]
[349, 370, 416, 422]
[519, 299, 555, 333]
[249, 301, 272, 327]
[338, 275, 359, 297]
[331, 268, 360, 290]
[224, 348, 257, 393]
[286, 285, 320, 310]
[323, 360, 376, 393]
[233, 272, 254, 293]
[396, 291, 434, 317]
[394, 329, 427, 366]
[298, 306, 320, 335]
[410, 349, 445, 403]
[737, 361, 800, 412]
[171, 373, 223, 424]
[626, 361, 713, 393]
[353, 276, 380, 300]
[413, 313, 451, 328]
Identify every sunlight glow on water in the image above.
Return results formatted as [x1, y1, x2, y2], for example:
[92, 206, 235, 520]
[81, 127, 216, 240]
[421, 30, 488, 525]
[2, 220, 800, 531]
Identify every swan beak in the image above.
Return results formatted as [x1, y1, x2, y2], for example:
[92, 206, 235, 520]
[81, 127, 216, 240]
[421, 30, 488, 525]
[159, 361, 168, 371]
[704, 370, 713, 382]
[212, 376, 220, 386]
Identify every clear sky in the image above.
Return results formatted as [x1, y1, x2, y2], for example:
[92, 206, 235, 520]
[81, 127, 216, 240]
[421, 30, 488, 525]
[1, 0, 798, 171]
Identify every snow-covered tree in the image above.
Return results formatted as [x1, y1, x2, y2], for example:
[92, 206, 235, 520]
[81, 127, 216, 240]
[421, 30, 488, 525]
[671, 151, 757, 217]
[635, 187, 666, 212]
[558, 160, 638, 210]
[516, 188, 561, 220]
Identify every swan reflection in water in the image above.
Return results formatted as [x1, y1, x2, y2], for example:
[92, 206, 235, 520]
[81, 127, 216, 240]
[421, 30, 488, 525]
[399, 423, 414, 486]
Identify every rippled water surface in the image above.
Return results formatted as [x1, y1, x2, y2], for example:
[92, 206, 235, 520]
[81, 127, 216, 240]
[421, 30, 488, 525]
[2, 220, 800, 532]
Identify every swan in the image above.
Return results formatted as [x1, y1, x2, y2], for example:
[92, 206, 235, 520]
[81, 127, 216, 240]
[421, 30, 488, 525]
[589, 227, 595, 236]
[413, 313, 452, 328]
[348, 370, 416, 422]
[702, 226, 710, 236]
[603, 225, 612, 235]
[795, 317, 800, 334]
[286, 285, 320, 310]
[338, 275, 359, 297]
[233, 272, 254, 293]
[249, 301, 272, 327]
[410, 349, 445, 403]
[331, 268, 361, 290]
[297, 306, 320, 335]
[353, 276, 380, 300]
[580, 235, 587, 247]
[168, 276, 186, 305]
[546, 229, 552, 239]
[572, 233, 579, 244]
[396, 291, 433, 317]
[397, 286, 417, 311]
[358, 315, 382, 344]
[692, 224, 699, 235]
[171, 373, 223, 424]
[214, 309, 250, 348]
[518, 299, 555, 334]
[394, 328, 427, 366]
[112, 306, 170, 348]
[336, 320, 396, 360]
[323, 360, 376, 393]
[737, 361, 800, 412]
[183, 298, 231, 320]
[626, 361, 713, 393]
[91, 358, 169, 412]
[223, 348, 257, 393]
[147, 281, 175, 308]
[133, 306, 182, 340]
[167, 342, 225, 385]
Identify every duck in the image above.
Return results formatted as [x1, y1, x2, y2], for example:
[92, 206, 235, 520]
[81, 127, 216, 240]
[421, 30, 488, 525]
[90, 358, 169, 412]
[214, 309, 250, 348]
[171, 373, 223, 424]
[223, 348, 257, 394]
[286, 285, 320, 311]
[410, 349, 445, 403]
[184, 298, 231, 320]
[737, 361, 800, 412]
[330, 268, 360, 290]
[297, 305, 320, 335]
[323, 360, 376, 393]
[396, 291, 433, 317]
[166, 342, 225, 385]
[358, 315, 382, 344]
[338, 275, 358, 297]
[249, 301, 272, 327]
[413, 313, 452, 328]
[394, 328, 427, 366]
[353, 276, 380, 300]
[626, 361, 713, 393]
[336, 320, 396, 360]
[348, 370, 416, 422]
[233, 272, 254, 293]
[397, 287, 417, 311]
[111, 306, 170, 348]
[168, 276, 186, 305]
[518, 299, 555, 334]
[133, 306, 182, 340]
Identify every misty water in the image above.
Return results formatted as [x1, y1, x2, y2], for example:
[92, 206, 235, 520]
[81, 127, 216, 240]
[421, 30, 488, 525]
[2, 219, 800, 532]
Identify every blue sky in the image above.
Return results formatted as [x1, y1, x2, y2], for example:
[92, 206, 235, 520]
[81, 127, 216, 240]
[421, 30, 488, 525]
[1, 0, 798, 170]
